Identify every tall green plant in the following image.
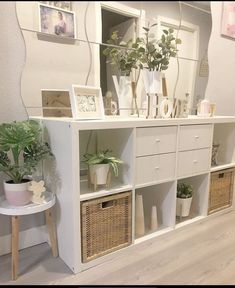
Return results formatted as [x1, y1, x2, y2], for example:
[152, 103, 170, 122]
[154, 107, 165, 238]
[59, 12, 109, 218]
[103, 31, 142, 76]
[138, 23, 181, 71]
[0, 120, 52, 183]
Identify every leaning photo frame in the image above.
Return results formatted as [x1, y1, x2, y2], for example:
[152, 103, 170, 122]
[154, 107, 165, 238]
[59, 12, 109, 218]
[38, 2, 76, 38]
[70, 85, 105, 120]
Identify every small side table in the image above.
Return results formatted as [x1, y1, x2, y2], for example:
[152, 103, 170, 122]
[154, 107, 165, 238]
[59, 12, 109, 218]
[0, 192, 58, 280]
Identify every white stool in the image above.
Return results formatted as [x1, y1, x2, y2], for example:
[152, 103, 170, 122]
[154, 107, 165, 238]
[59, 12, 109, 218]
[0, 192, 58, 280]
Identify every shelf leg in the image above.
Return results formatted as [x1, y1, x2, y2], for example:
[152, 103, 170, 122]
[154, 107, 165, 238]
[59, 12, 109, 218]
[45, 208, 58, 258]
[11, 216, 19, 280]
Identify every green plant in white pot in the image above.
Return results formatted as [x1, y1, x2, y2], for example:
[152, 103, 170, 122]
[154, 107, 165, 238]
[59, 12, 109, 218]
[176, 182, 193, 217]
[83, 149, 123, 191]
[0, 120, 52, 206]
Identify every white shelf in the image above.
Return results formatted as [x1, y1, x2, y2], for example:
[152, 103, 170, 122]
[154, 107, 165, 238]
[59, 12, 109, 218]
[210, 163, 235, 172]
[80, 180, 133, 201]
[175, 215, 205, 229]
[135, 225, 173, 244]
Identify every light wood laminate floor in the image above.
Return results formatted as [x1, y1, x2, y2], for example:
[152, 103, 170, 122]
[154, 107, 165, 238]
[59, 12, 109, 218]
[1, 210, 235, 285]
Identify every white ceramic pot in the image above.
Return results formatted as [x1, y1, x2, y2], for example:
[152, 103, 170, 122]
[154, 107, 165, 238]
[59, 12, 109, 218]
[112, 75, 133, 117]
[197, 99, 211, 117]
[89, 164, 110, 185]
[176, 197, 193, 217]
[4, 180, 32, 206]
[142, 70, 163, 94]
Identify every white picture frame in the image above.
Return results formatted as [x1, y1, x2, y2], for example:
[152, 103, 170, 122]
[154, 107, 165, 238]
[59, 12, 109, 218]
[70, 85, 105, 120]
[38, 2, 76, 38]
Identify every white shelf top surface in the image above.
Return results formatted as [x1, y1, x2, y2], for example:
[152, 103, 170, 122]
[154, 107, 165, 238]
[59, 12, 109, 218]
[31, 115, 235, 130]
[0, 192, 55, 216]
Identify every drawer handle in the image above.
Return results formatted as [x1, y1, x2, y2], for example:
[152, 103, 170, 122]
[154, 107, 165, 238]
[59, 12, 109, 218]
[155, 139, 160, 143]
[193, 160, 198, 164]
[101, 200, 114, 209]
[195, 135, 199, 139]
[155, 166, 160, 170]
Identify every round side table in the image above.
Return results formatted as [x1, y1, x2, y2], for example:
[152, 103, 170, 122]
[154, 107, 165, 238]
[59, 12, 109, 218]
[0, 192, 58, 280]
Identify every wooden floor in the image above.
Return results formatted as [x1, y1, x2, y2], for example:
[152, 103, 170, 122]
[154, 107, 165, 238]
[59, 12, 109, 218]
[1, 210, 235, 285]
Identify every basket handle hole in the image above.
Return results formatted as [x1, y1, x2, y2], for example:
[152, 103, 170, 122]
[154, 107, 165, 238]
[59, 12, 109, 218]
[101, 200, 114, 209]
[219, 173, 224, 178]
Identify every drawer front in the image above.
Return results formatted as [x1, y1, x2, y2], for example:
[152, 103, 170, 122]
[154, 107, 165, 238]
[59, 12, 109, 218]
[177, 148, 211, 178]
[136, 153, 176, 185]
[179, 124, 213, 151]
[136, 126, 177, 156]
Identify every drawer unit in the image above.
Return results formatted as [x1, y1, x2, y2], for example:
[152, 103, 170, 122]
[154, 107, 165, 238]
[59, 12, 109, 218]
[136, 153, 176, 185]
[177, 148, 211, 178]
[179, 124, 213, 151]
[136, 126, 177, 157]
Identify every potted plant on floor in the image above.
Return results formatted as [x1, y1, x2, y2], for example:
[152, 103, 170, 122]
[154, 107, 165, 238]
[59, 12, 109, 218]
[0, 120, 52, 206]
[83, 149, 123, 191]
[176, 182, 193, 217]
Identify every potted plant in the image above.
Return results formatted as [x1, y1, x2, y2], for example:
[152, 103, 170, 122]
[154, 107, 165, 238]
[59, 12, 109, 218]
[138, 23, 181, 94]
[103, 31, 142, 116]
[83, 149, 123, 190]
[176, 182, 193, 217]
[0, 120, 52, 206]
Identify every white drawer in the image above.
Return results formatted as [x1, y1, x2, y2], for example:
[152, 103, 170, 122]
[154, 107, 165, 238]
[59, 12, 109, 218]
[136, 153, 176, 186]
[136, 126, 177, 156]
[177, 148, 211, 178]
[179, 124, 213, 151]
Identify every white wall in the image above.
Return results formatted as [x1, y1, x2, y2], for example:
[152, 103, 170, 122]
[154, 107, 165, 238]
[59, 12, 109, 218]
[206, 2, 235, 116]
[0, 2, 44, 247]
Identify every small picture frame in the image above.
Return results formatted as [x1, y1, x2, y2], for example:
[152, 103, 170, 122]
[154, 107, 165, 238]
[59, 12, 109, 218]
[70, 85, 105, 120]
[38, 3, 76, 38]
[39, 1, 72, 11]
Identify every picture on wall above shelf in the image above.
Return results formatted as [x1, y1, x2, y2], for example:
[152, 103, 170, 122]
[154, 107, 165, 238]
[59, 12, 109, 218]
[39, 1, 72, 11]
[38, 3, 76, 38]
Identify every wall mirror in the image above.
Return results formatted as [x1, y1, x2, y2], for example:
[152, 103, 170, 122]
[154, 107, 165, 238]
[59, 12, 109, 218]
[16, 1, 211, 117]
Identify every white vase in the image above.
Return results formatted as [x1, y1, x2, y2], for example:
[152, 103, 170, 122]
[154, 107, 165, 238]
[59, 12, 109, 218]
[150, 205, 158, 230]
[112, 75, 133, 117]
[142, 70, 163, 94]
[4, 180, 32, 206]
[135, 193, 145, 237]
[176, 197, 193, 217]
[89, 164, 110, 185]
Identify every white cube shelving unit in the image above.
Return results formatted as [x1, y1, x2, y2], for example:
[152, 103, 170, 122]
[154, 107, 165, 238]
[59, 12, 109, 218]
[34, 116, 235, 274]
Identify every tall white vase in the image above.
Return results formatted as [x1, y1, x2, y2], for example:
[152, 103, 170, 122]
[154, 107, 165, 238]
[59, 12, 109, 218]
[150, 205, 158, 231]
[142, 70, 163, 118]
[135, 193, 145, 237]
[112, 75, 133, 117]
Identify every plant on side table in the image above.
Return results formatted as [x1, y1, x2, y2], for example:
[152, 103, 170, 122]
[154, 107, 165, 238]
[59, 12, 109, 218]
[0, 120, 52, 206]
[83, 149, 123, 191]
[176, 182, 193, 217]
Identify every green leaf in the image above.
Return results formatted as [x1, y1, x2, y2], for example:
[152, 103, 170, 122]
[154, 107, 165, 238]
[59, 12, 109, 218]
[163, 29, 169, 35]
[142, 27, 149, 32]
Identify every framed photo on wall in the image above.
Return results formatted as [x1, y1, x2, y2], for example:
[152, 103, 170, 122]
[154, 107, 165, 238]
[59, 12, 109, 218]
[70, 85, 105, 120]
[39, 1, 72, 11]
[221, 2, 235, 39]
[38, 3, 76, 38]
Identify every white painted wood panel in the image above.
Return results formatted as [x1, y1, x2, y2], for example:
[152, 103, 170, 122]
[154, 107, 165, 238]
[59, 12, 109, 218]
[136, 126, 177, 156]
[179, 124, 213, 151]
[136, 153, 175, 186]
[178, 148, 211, 178]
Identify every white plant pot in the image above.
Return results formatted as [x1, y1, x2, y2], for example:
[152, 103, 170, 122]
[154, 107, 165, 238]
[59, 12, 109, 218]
[89, 164, 110, 185]
[176, 197, 193, 217]
[4, 180, 32, 206]
[112, 75, 133, 117]
[142, 70, 163, 94]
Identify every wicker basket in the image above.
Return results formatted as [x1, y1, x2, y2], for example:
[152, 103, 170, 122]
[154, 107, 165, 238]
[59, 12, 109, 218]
[81, 191, 132, 263]
[208, 168, 234, 214]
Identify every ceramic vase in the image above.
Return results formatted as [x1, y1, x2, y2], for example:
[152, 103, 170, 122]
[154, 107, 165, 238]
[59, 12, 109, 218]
[135, 193, 145, 237]
[89, 164, 110, 185]
[150, 205, 158, 230]
[112, 75, 133, 117]
[176, 197, 193, 217]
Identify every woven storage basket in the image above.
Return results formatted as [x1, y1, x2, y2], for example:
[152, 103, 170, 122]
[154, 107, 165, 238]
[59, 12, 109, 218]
[81, 191, 132, 263]
[208, 168, 234, 214]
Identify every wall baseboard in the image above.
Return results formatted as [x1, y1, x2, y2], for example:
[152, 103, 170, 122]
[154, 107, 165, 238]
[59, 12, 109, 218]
[0, 225, 48, 256]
